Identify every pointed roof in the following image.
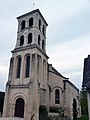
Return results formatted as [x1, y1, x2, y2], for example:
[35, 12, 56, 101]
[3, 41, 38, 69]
[17, 9, 48, 26]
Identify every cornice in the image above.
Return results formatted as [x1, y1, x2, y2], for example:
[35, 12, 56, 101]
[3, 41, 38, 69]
[12, 44, 49, 59]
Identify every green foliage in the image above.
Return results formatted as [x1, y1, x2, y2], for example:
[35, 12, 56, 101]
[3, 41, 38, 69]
[80, 91, 88, 115]
[39, 105, 48, 120]
[0, 92, 5, 115]
[77, 115, 89, 120]
[49, 106, 64, 117]
[39, 105, 47, 114]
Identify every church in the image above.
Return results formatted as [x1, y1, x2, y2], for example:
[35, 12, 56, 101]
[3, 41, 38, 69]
[3, 9, 81, 120]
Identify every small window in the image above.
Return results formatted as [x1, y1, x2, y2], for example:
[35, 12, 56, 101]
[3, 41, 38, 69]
[25, 55, 30, 78]
[42, 40, 44, 50]
[39, 19, 41, 30]
[21, 20, 25, 30]
[10, 57, 14, 68]
[28, 33, 32, 44]
[29, 17, 33, 27]
[20, 35, 24, 46]
[42, 25, 45, 36]
[9, 57, 14, 79]
[16, 56, 21, 78]
[55, 89, 60, 104]
[38, 35, 40, 46]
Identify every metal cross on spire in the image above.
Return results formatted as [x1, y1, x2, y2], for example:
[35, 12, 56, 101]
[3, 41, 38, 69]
[33, 3, 35, 10]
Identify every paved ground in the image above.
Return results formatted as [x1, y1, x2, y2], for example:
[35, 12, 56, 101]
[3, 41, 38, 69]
[0, 117, 24, 120]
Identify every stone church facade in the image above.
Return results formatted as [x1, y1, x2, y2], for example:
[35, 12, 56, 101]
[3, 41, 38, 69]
[3, 9, 81, 120]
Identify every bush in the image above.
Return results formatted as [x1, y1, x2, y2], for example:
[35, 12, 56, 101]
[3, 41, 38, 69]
[80, 91, 88, 115]
[0, 92, 5, 115]
[49, 106, 64, 117]
[39, 105, 47, 114]
[77, 115, 89, 120]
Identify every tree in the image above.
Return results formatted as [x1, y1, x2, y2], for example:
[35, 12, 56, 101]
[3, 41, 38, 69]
[80, 91, 88, 115]
[0, 92, 5, 116]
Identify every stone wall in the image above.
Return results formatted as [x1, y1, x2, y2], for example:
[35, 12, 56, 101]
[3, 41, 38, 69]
[64, 80, 81, 120]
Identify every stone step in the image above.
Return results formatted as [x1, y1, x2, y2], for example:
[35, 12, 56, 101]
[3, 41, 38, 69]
[0, 117, 24, 120]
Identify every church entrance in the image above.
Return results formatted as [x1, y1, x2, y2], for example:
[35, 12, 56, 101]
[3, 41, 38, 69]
[14, 98, 25, 118]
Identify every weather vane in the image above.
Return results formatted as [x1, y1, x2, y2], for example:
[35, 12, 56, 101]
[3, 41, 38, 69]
[33, 3, 35, 10]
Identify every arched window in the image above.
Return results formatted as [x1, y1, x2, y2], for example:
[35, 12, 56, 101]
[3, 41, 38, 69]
[9, 57, 14, 80]
[16, 56, 21, 78]
[42, 40, 44, 50]
[29, 17, 33, 27]
[14, 98, 24, 118]
[42, 25, 45, 36]
[21, 20, 25, 30]
[38, 35, 40, 46]
[55, 89, 60, 104]
[28, 33, 32, 44]
[25, 55, 30, 77]
[20, 35, 24, 46]
[39, 19, 41, 30]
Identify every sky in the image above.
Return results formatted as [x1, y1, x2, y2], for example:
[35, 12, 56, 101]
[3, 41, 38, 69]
[0, 0, 90, 91]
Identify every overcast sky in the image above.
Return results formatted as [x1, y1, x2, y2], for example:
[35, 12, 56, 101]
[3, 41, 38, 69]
[0, 0, 90, 91]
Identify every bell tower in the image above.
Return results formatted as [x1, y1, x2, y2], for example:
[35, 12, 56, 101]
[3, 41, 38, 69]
[15, 9, 47, 51]
[3, 9, 48, 120]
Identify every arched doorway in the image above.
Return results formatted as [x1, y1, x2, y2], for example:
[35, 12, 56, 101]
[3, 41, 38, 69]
[73, 98, 77, 120]
[14, 98, 25, 118]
